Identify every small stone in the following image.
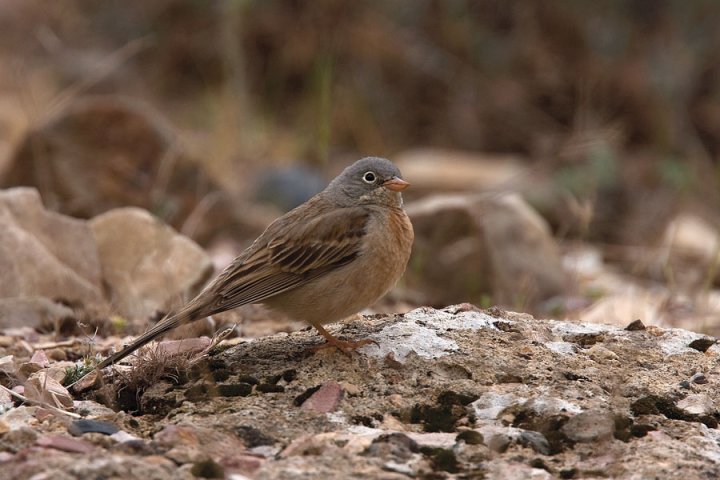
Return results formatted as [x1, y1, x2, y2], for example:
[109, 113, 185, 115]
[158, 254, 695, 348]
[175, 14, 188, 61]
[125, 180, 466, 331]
[586, 344, 619, 361]
[190, 459, 224, 479]
[45, 348, 67, 362]
[300, 382, 344, 413]
[691, 372, 708, 384]
[233, 425, 277, 448]
[625, 319, 646, 331]
[560, 468, 578, 479]
[519, 431, 551, 455]
[110, 430, 141, 443]
[73, 400, 116, 418]
[0, 388, 13, 413]
[0, 355, 15, 374]
[339, 382, 361, 396]
[71, 369, 101, 393]
[221, 453, 265, 476]
[217, 383, 252, 397]
[29, 350, 49, 367]
[67, 419, 120, 436]
[37, 434, 95, 453]
[677, 394, 715, 416]
[630, 424, 656, 437]
[486, 433, 512, 453]
[456, 430, 484, 445]
[679, 380, 692, 389]
[688, 337, 716, 352]
[256, 383, 284, 393]
[561, 410, 615, 443]
[237, 375, 259, 385]
[25, 371, 74, 409]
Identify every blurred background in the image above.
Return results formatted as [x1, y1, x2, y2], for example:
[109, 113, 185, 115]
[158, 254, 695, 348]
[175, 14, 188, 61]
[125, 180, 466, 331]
[1, 0, 720, 339]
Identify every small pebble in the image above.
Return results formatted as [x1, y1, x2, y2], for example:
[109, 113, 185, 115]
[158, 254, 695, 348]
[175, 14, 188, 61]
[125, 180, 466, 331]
[688, 338, 716, 353]
[625, 319, 646, 331]
[691, 372, 708, 384]
[68, 419, 120, 436]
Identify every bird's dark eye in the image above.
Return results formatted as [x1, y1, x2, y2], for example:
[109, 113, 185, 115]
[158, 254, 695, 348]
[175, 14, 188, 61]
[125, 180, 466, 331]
[362, 171, 376, 184]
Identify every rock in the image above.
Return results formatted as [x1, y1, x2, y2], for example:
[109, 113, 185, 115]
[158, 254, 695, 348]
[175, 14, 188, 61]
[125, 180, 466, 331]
[0, 388, 12, 413]
[486, 433, 513, 453]
[0, 297, 75, 330]
[70, 370, 101, 393]
[37, 434, 95, 453]
[0, 406, 37, 431]
[480, 194, 570, 308]
[625, 319, 646, 331]
[519, 431, 551, 455]
[561, 410, 615, 443]
[254, 165, 326, 211]
[471, 392, 526, 420]
[90, 207, 213, 321]
[67, 419, 120, 436]
[299, 382, 344, 413]
[0, 96, 238, 244]
[688, 337, 716, 352]
[0, 188, 103, 304]
[24, 371, 74, 409]
[29, 350, 49, 368]
[659, 214, 720, 286]
[677, 394, 716, 416]
[577, 291, 664, 327]
[405, 193, 568, 310]
[690, 372, 708, 384]
[394, 148, 528, 192]
[0, 355, 15, 375]
[153, 423, 248, 464]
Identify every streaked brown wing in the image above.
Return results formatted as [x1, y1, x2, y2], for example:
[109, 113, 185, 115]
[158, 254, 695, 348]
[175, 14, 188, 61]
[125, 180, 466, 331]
[196, 205, 370, 313]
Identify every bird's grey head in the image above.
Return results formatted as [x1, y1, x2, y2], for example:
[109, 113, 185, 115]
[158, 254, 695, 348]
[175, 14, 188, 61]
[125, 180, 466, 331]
[327, 157, 409, 208]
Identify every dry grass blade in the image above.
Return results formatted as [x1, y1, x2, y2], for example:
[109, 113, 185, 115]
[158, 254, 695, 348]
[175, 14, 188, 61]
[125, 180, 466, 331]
[0, 384, 80, 419]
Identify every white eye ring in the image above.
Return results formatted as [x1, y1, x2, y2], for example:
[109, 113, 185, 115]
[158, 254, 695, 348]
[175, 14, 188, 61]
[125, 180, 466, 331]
[362, 171, 376, 184]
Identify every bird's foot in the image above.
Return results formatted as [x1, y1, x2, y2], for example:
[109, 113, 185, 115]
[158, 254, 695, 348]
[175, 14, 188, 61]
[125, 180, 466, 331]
[312, 324, 377, 356]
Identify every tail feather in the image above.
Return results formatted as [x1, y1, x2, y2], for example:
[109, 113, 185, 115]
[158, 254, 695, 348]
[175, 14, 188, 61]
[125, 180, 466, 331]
[96, 310, 195, 370]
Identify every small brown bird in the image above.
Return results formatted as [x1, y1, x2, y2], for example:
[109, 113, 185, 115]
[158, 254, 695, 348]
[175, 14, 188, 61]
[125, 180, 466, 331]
[97, 157, 414, 369]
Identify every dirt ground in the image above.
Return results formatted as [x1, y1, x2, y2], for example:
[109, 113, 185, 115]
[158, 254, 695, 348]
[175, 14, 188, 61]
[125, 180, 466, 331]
[1, 305, 718, 479]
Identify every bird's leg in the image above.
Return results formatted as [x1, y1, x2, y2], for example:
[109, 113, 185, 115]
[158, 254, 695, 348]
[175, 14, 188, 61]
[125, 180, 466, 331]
[312, 324, 377, 355]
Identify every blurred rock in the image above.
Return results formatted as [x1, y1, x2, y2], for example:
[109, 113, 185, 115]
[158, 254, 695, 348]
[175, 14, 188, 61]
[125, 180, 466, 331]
[0, 297, 74, 330]
[90, 207, 212, 321]
[0, 187, 103, 304]
[659, 214, 720, 287]
[481, 194, 570, 308]
[394, 148, 528, 193]
[255, 165, 326, 212]
[560, 410, 615, 443]
[405, 193, 568, 310]
[37, 434, 95, 454]
[577, 291, 664, 327]
[0, 96, 240, 245]
[299, 382, 344, 414]
[677, 394, 715, 416]
[25, 371, 74, 409]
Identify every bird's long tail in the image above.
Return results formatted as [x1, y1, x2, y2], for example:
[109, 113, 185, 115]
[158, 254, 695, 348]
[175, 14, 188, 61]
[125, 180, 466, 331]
[95, 308, 198, 370]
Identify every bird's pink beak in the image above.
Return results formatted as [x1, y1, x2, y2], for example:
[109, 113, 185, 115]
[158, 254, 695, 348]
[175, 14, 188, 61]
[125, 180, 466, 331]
[383, 177, 410, 192]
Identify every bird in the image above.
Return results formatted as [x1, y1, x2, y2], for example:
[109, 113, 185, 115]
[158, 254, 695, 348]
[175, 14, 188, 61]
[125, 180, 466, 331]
[96, 157, 414, 369]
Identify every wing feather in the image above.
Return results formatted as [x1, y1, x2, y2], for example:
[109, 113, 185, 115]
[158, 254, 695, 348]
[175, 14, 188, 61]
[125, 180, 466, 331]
[191, 203, 370, 316]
